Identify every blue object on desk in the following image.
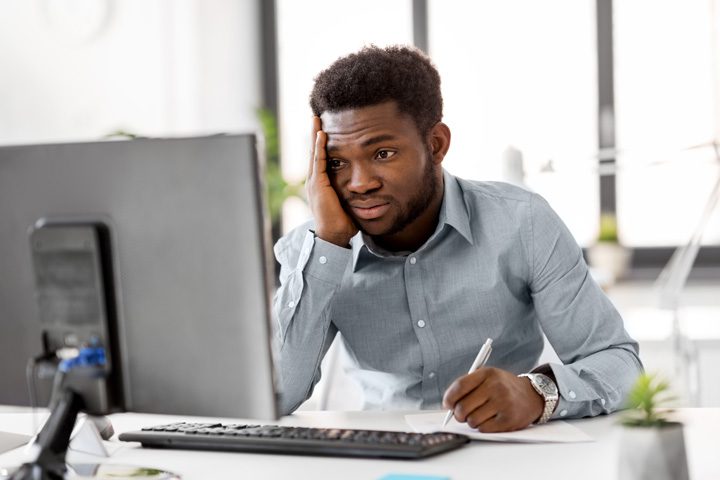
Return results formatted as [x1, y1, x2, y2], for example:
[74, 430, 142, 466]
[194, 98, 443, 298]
[378, 475, 451, 480]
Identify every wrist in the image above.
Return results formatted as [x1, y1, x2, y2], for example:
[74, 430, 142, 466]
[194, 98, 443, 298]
[519, 376, 545, 423]
[314, 229, 353, 248]
[518, 373, 558, 424]
[531, 364, 559, 414]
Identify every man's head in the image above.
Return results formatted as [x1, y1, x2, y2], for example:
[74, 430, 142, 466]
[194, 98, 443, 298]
[310, 46, 450, 252]
[310, 45, 443, 137]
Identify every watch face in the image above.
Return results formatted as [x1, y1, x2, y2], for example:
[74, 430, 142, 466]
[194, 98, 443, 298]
[536, 374, 558, 395]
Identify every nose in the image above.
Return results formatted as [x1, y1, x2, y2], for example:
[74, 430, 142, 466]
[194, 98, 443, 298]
[347, 162, 381, 194]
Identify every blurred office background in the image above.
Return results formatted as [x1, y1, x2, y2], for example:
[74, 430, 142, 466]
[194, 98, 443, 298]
[2, 0, 720, 408]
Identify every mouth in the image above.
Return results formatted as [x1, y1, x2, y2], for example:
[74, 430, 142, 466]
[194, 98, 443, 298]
[349, 202, 391, 221]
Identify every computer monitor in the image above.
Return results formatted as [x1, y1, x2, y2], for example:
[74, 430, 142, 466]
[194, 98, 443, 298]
[0, 135, 278, 420]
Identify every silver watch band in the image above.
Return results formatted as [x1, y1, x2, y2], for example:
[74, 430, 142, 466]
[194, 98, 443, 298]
[536, 393, 556, 424]
[518, 373, 558, 424]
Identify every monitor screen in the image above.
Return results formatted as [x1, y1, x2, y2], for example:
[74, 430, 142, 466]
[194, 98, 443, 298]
[0, 135, 278, 420]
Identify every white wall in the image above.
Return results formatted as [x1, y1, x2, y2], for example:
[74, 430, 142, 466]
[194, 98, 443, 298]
[0, 0, 261, 144]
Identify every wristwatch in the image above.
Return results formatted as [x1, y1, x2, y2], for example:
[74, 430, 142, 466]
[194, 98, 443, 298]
[518, 373, 559, 424]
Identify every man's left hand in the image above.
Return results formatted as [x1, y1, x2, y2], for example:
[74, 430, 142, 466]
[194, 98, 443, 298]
[442, 367, 545, 432]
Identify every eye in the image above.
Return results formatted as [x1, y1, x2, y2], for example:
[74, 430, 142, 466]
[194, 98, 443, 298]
[375, 150, 396, 160]
[327, 158, 347, 172]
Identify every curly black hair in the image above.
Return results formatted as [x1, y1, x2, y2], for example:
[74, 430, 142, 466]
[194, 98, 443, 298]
[309, 45, 443, 136]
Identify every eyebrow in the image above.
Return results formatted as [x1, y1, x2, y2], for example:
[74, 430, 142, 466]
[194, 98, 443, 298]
[326, 134, 398, 154]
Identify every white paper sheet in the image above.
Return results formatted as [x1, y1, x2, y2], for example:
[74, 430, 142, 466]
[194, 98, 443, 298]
[404, 411, 594, 443]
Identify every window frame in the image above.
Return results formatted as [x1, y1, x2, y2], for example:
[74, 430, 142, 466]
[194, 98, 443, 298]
[259, 0, 720, 272]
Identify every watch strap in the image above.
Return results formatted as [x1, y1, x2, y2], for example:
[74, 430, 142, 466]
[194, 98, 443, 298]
[518, 373, 558, 424]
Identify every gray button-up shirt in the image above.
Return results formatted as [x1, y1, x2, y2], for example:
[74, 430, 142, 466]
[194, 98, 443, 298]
[273, 170, 642, 418]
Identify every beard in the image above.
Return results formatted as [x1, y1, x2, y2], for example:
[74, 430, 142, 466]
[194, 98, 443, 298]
[380, 151, 439, 237]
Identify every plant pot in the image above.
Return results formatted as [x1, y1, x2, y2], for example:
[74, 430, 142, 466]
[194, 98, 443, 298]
[618, 422, 689, 480]
[587, 241, 632, 284]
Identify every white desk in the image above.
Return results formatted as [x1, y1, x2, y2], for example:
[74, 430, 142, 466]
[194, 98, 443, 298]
[1, 409, 718, 480]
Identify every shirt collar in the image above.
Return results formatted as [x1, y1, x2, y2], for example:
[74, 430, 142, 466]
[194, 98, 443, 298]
[350, 169, 474, 272]
[440, 169, 474, 246]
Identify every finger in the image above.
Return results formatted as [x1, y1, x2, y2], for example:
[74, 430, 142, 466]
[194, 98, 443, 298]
[308, 116, 322, 179]
[442, 368, 490, 410]
[451, 384, 492, 422]
[474, 408, 524, 433]
[314, 129, 328, 178]
[464, 399, 500, 431]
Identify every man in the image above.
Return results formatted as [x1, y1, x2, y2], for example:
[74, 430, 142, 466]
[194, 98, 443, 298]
[273, 45, 642, 432]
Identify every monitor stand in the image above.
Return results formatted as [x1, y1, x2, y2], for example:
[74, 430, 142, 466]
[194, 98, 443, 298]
[4, 390, 180, 480]
[9, 388, 83, 479]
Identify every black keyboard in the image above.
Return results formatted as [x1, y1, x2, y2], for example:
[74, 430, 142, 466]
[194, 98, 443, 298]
[118, 422, 469, 459]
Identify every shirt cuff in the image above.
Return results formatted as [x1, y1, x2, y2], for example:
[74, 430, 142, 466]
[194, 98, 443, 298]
[302, 233, 351, 286]
[547, 363, 601, 419]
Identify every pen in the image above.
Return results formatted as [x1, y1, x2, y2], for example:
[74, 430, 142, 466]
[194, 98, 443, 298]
[442, 338, 493, 428]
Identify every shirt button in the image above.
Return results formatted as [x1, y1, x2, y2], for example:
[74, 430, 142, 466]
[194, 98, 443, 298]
[287, 300, 295, 308]
[560, 409, 568, 417]
[319, 256, 327, 264]
[417, 320, 426, 328]
[568, 390, 576, 399]
[409, 257, 417, 264]
[428, 372, 436, 379]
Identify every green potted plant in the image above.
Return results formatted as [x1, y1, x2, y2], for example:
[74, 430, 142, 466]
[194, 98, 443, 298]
[618, 373, 689, 480]
[587, 213, 632, 285]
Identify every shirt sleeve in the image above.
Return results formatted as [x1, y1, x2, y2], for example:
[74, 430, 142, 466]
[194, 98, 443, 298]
[527, 194, 644, 419]
[272, 223, 352, 415]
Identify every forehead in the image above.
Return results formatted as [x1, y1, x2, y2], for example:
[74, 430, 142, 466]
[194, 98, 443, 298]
[321, 101, 421, 148]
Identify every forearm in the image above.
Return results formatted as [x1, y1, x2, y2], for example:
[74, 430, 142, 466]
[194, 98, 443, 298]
[533, 279, 644, 420]
[273, 231, 351, 415]
[533, 272, 644, 419]
[542, 343, 643, 419]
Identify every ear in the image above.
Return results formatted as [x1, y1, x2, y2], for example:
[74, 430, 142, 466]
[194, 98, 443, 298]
[428, 122, 451, 165]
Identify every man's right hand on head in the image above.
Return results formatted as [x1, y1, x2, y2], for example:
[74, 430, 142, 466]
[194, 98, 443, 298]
[306, 116, 358, 248]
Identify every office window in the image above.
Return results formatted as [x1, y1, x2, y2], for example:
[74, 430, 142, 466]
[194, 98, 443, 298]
[427, 0, 599, 246]
[276, 0, 413, 233]
[0, 2, 261, 144]
[614, 0, 720, 247]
